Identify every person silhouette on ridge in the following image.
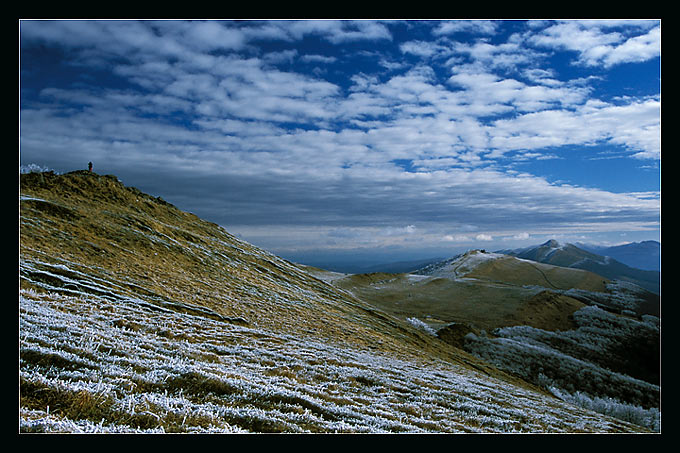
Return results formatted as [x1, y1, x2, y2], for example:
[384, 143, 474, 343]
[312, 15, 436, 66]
[88, 162, 93, 172]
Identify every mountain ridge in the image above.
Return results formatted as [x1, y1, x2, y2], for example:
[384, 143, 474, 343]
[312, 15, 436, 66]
[19, 170, 445, 358]
[497, 240, 660, 295]
[576, 241, 660, 272]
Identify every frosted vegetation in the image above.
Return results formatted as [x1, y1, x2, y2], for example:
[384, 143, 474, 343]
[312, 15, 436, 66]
[406, 317, 438, 336]
[562, 281, 653, 315]
[20, 164, 53, 174]
[462, 305, 660, 431]
[20, 284, 641, 434]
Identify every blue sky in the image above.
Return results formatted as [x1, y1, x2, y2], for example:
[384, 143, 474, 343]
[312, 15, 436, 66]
[19, 19, 661, 268]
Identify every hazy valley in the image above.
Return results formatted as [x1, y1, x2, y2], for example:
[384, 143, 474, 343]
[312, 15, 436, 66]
[19, 171, 660, 433]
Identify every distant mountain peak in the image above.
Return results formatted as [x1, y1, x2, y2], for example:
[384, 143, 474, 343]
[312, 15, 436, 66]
[541, 239, 561, 248]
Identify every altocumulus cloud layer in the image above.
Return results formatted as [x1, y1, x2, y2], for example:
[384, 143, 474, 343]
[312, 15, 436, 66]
[19, 20, 660, 261]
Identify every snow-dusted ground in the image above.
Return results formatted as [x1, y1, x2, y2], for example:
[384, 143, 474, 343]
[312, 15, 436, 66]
[18, 282, 642, 434]
[418, 250, 504, 280]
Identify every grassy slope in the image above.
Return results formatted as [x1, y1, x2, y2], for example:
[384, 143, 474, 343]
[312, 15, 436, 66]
[331, 251, 606, 333]
[19, 171, 648, 433]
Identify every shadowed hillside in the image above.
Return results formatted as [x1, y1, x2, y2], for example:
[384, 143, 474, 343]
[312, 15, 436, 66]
[579, 241, 660, 272]
[18, 170, 654, 433]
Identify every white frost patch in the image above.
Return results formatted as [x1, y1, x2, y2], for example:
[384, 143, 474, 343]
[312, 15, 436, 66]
[446, 251, 505, 277]
[420, 251, 505, 278]
[20, 196, 48, 202]
[461, 251, 505, 267]
[406, 317, 437, 336]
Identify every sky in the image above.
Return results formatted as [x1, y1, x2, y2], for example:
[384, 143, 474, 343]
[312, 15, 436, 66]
[19, 19, 661, 270]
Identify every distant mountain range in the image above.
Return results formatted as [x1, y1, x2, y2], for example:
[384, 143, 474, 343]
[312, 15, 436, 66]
[497, 240, 660, 295]
[295, 256, 446, 275]
[345, 257, 446, 274]
[577, 241, 660, 272]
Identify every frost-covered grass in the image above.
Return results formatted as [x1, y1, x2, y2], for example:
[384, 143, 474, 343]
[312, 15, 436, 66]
[19, 287, 643, 434]
[20, 164, 55, 174]
[547, 388, 660, 433]
[406, 317, 437, 336]
[462, 305, 660, 432]
[417, 250, 503, 278]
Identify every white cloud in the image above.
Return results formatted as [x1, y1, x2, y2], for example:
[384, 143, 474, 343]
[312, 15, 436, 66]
[447, 68, 590, 114]
[263, 49, 299, 64]
[20, 20, 660, 258]
[530, 22, 621, 56]
[433, 20, 499, 36]
[522, 68, 563, 87]
[449, 40, 537, 70]
[529, 21, 660, 68]
[443, 234, 471, 243]
[488, 97, 660, 158]
[400, 40, 449, 58]
[601, 26, 661, 67]
[300, 54, 338, 64]
[168, 20, 249, 52]
[271, 20, 392, 44]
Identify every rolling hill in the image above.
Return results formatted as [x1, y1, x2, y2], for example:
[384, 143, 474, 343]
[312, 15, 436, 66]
[327, 251, 600, 333]
[19, 170, 655, 433]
